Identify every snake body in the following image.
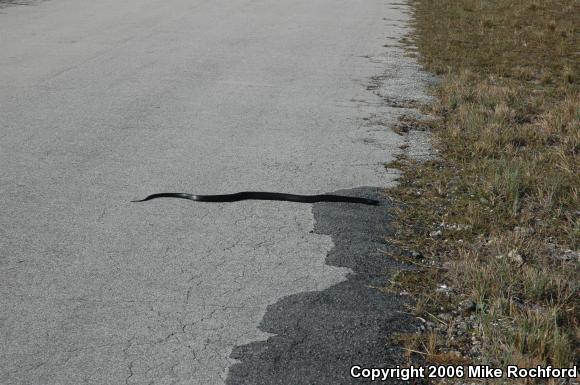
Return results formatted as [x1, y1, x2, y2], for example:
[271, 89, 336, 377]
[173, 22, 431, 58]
[132, 192, 379, 205]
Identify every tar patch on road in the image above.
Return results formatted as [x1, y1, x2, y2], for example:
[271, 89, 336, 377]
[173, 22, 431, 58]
[226, 187, 415, 385]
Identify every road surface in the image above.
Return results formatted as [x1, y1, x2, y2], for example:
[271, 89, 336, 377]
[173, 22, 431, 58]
[0, 0, 429, 384]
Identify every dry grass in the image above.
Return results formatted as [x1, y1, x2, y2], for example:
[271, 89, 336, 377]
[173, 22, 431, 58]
[387, 0, 579, 378]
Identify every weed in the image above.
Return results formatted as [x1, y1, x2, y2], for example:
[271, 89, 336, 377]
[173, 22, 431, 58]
[386, 0, 579, 379]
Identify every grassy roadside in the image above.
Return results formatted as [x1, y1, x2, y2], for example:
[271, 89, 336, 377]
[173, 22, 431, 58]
[386, 0, 579, 379]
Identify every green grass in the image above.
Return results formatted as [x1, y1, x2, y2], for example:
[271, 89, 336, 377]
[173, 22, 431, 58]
[386, 0, 579, 378]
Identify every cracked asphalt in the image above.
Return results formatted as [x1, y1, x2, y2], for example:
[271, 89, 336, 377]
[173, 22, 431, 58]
[0, 0, 429, 384]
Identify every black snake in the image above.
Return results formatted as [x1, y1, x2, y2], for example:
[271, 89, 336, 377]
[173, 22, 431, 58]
[132, 192, 379, 205]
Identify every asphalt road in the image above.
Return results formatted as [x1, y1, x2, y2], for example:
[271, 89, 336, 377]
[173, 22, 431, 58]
[0, 0, 429, 384]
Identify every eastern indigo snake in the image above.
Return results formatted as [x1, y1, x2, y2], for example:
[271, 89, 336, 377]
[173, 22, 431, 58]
[132, 192, 379, 205]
